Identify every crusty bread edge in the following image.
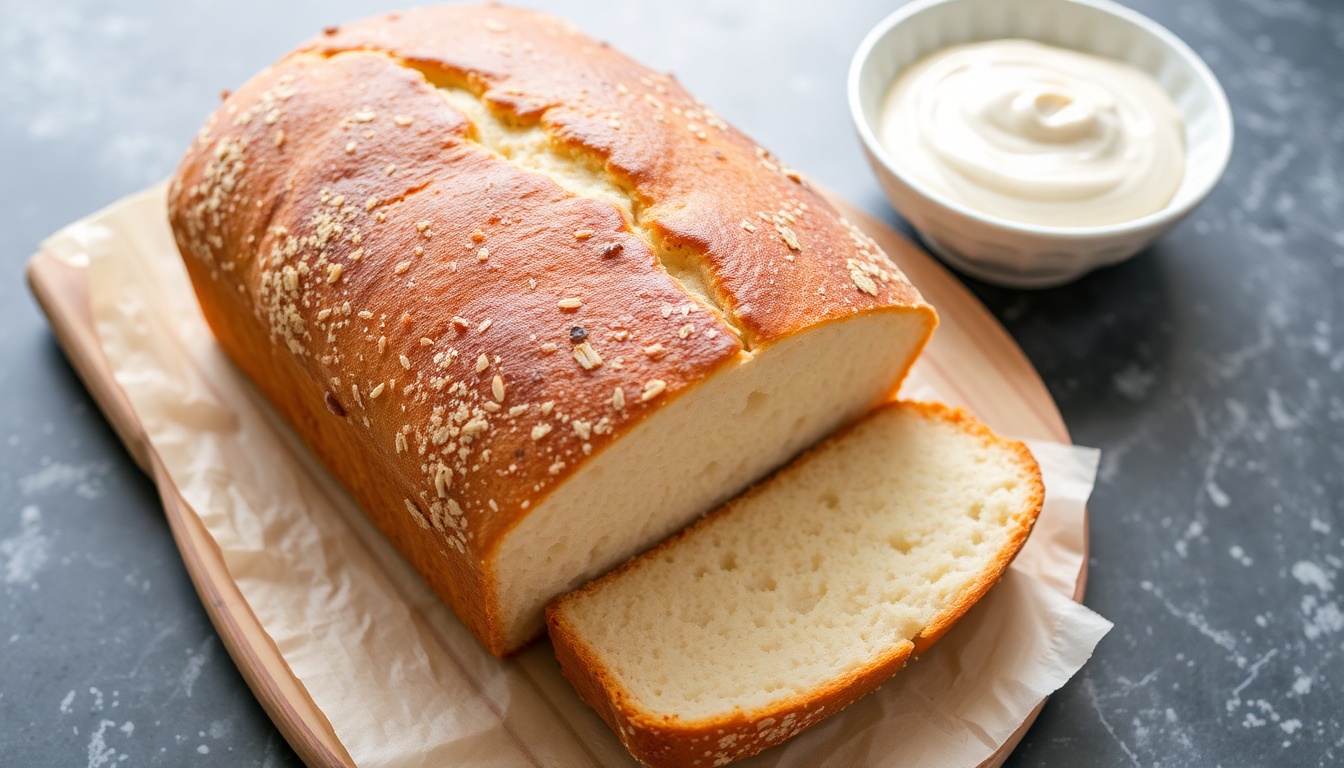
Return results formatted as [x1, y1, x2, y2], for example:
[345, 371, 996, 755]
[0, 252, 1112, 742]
[545, 400, 1044, 767]
[908, 402, 1044, 655]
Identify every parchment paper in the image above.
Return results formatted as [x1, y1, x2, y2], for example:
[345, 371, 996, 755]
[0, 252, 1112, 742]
[42, 185, 1112, 768]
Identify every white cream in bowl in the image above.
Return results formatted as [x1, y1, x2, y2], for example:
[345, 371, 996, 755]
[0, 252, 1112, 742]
[849, 0, 1234, 288]
[879, 39, 1186, 228]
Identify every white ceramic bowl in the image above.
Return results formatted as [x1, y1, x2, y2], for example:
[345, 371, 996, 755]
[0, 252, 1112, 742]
[849, 0, 1233, 288]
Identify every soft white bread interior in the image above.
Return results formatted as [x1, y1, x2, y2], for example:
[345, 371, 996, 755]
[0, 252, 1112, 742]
[547, 401, 1043, 767]
[496, 313, 930, 649]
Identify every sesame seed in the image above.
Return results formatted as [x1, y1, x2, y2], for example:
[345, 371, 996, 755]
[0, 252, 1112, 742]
[573, 229, 594, 240]
[640, 379, 667, 401]
[399, 354, 411, 369]
[491, 375, 505, 402]
[326, 263, 343, 284]
[395, 261, 411, 274]
[643, 343, 666, 358]
[393, 115, 414, 126]
[679, 324, 695, 339]
[741, 220, 757, 232]
[420, 337, 433, 346]
[531, 423, 552, 440]
[509, 405, 529, 417]
[569, 326, 588, 343]
[434, 463, 452, 497]
[378, 336, 387, 353]
[661, 304, 674, 318]
[395, 432, 408, 453]
[384, 163, 397, 175]
[358, 310, 374, 319]
[478, 319, 493, 333]
[368, 382, 386, 399]
[777, 224, 801, 250]
[452, 316, 470, 331]
[612, 387, 625, 410]
[573, 341, 603, 370]
[540, 401, 555, 415]
[345, 141, 357, 154]
[476, 354, 490, 373]
[405, 499, 429, 529]
[477, 247, 489, 262]
[540, 342, 558, 354]
[317, 308, 333, 321]
[847, 259, 879, 296]
[558, 298, 583, 310]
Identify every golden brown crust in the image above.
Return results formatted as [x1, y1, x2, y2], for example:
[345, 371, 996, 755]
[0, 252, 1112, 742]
[169, 4, 933, 656]
[303, 6, 927, 344]
[546, 401, 1043, 766]
[549, 612, 913, 768]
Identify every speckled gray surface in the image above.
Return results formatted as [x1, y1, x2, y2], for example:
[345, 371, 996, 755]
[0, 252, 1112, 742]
[1, 0, 1340, 766]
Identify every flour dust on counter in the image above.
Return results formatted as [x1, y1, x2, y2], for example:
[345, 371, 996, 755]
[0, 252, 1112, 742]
[2, 506, 49, 588]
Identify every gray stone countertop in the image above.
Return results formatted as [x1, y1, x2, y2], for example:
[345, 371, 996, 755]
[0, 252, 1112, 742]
[1, 0, 1340, 765]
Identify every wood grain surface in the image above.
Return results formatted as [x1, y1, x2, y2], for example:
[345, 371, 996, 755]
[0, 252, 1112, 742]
[26, 194, 1084, 768]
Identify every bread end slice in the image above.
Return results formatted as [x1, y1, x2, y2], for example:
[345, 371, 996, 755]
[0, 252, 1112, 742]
[547, 401, 1043, 767]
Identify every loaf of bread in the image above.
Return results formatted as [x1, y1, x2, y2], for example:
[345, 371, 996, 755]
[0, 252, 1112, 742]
[547, 402, 1043, 767]
[168, 4, 936, 656]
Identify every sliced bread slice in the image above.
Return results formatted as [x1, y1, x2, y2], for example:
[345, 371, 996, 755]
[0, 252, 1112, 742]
[546, 401, 1043, 767]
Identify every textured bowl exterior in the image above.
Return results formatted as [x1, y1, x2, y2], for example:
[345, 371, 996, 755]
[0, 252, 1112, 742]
[849, 0, 1233, 288]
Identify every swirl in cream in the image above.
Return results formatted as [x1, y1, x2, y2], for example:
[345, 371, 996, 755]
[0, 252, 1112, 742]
[879, 39, 1185, 228]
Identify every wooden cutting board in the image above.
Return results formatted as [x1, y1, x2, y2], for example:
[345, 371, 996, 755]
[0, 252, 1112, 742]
[26, 193, 1084, 768]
